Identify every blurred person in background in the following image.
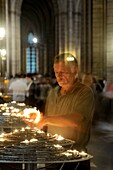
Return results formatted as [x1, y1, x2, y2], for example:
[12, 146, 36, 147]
[25, 73, 36, 107]
[8, 73, 27, 102]
[35, 76, 52, 112]
[81, 73, 93, 88]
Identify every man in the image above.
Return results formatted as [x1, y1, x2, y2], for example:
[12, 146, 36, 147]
[25, 53, 95, 170]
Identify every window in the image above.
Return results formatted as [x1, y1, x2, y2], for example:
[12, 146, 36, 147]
[26, 32, 37, 73]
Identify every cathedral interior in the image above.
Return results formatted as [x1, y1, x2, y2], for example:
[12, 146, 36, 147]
[0, 0, 113, 170]
[0, 0, 112, 81]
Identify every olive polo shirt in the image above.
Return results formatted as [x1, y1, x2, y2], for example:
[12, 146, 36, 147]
[45, 81, 95, 150]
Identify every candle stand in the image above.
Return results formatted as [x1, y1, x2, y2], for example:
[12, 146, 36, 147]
[0, 102, 93, 170]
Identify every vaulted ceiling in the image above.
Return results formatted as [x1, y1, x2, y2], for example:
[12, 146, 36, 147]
[21, 0, 55, 46]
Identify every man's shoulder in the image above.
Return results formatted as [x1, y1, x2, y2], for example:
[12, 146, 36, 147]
[75, 81, 94, 94]
[48, 85, 59, 95]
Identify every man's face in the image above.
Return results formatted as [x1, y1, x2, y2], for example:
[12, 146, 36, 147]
[54, 61, 78, 88]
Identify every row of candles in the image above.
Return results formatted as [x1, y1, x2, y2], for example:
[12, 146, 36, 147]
[0, 101, 88, 158]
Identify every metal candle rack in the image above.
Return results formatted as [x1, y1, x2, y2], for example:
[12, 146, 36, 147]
[0, 102, 93, 167]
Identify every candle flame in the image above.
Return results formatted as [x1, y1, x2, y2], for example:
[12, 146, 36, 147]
[54, 144, 63, 148]
[79, 151, 87, 156]
[61, 152, 72, 157]
[34, 110, 40, 123]
[21, 139, 29, 144]
[23, 108, 41, 124]
[30, 138, 38, 142]
[53, 134, 64, 140]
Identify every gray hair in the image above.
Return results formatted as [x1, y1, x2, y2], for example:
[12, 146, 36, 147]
[54, 53, 78, 66]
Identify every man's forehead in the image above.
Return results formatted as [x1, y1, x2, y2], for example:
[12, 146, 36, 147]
[54, 61, 70, 68]
[54, 62, 77, 72]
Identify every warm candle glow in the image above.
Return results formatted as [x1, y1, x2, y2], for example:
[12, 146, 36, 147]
[13, 129, 18, 133]
[3, 112, 10, 116]
[17, 103, 25, 106]
[0, 138, 5, 142]
[34, 110, 40, 123]
[54, 144, 63, 149]
[23, 108, 41, 123]
[0, 133, 5, 137]
[53, 134, 64, 140]
[61, 152, 72, 157]
[21, 128, 25, 131]
[30, 138, 38, 142]
[21, 139, 29, 144]
[37, 129, 44, 134]
[67, 149, 78, 153]
[79, 151, 87, 157]
[16, 113, 22, 117]
[25, 126, 30, 130]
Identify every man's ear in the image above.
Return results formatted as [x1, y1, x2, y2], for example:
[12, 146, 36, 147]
[74, 65, 79, 74]
[75, 66, 80, 79]
[71, 65, 78, 73]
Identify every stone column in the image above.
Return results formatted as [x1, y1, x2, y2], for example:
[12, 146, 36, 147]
[67, 0, 73, 52]
[55, 0, 79, 55]
[55, 13, 67, 54]
[5, 0, 10, 77]
[73, 0, 81, 61]
[106, 0, 113, 83]
[10, 9, 21, 76]
[81, 0, 92, 73]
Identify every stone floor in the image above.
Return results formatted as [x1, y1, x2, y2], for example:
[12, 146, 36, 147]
[88, 121, 113, 170]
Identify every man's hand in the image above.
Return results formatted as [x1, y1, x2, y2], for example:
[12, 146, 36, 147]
[23, 113, 44, 129]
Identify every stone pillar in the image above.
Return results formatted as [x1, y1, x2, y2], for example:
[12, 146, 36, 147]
[67, 0, 73, 52]
[55, 14, 59, 55]
[0, 0, 6, 77]
[106, 0, 113, 83]
[43, 44, 47, 75]
[10, 9, 21, 76]
[55, 0, 80, 55]
[92, 0, 106, 78]
[81, 0, 92, 73]
[38, 46, 44, 75]
[5, 0, 10, 77]
[73, 0, 81, 63]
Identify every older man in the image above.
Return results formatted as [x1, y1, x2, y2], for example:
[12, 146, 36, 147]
[25, 53, 95, 170]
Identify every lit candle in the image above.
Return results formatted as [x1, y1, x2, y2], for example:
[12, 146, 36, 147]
[17, 103, 25, 106]
[67, 149, 78, 154]
[25, 126, 30, 130]
[30, 138, 38, 142]
[3, 112, 10, 116]
[11, 101, 16, 103]
[16, 113, 22, 117]
[79, 151, 87, 157]
[0, 138, 5, 142]
[20, 128, 25, 131]
[0, 133, 5, 137]
[37, 129, 44, 134]
[23, 108, 41, 123]
[34, 110, 40, 123]
[13, 129, 18, 133]
[53, 134, 64, 140]
[61, 152, 72, 157]
[54, 144, 63, 149]
[21, 139, 29, 144]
